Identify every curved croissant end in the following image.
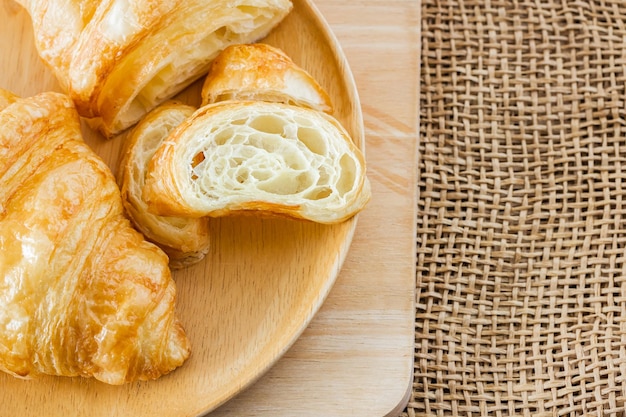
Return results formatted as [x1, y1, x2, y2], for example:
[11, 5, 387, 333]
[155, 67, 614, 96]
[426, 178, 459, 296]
[201, 43, 333, 113]
[0, 89, 18, 112]
[143, 100, 371, 224]
[119, 101, 211, 269]
[0, 90, 190, 384]
[15, 0, 293, 137]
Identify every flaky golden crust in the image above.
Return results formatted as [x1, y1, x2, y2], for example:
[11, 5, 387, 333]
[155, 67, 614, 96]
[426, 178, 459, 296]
[15, 0, 293, 137]
[0, 89, 190, 385]
[142, 100, 371, 224]
[201, 43, 333, 113]
[119, 101, 210, 269]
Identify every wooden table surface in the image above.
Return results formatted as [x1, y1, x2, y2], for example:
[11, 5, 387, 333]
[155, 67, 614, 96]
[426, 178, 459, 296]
[210, 1, 420, 416]
[0, 0, 420, 416]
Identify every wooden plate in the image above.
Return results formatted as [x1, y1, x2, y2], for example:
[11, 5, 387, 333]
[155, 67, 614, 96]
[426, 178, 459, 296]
[0, 0, 364, 416]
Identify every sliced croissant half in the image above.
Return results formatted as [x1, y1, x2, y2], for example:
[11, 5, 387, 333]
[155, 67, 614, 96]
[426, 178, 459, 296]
[0, 89, 190, 384]
[119, 101, 210, 269]
[143, 100, 371, 224]
[15, 0, 293, 137]
[201, 43, 333, 113]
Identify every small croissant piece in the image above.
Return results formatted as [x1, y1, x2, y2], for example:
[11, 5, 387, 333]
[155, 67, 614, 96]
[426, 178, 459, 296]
[143, 100, 371, 224]
[119, 101, 210, 269]
[0, 90, 190, 385]
[15, 0, 293, 137]
[201, 43, 333, 113]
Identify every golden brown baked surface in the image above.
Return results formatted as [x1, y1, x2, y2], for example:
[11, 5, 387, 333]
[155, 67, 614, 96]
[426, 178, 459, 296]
[15, 0, 293, 137]
[201, 43, 333, 113]
[0, 89, 190, 385]
[119, 101, 211, 269]
[142, 100, 371, 224]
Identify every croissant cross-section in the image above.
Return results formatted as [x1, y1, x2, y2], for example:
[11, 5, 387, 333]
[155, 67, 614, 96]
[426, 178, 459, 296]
[143, 100, 371, 224]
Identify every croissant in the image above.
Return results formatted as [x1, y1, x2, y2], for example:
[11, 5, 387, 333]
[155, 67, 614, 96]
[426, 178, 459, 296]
[119, 101, 210, 269]
[0, 90, 190, 385]
[201, 43, 333, 113]
[15, 0, 293, 137]
[142, 100, 371, 224]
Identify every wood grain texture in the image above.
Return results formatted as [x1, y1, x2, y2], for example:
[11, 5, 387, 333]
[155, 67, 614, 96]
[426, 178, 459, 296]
[0, 0, 419, 416]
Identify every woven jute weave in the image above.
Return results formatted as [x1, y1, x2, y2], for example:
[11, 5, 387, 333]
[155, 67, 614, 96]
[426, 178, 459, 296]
[410, 0, 626, 416]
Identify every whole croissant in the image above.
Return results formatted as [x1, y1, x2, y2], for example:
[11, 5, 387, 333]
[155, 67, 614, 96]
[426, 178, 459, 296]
[0, 90, 190, 385]
[143, 100, 371, 224]
[15, 0, 293, 137]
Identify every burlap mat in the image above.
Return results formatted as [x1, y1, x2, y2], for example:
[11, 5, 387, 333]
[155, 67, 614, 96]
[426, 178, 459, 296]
[407, 0, 626, 416]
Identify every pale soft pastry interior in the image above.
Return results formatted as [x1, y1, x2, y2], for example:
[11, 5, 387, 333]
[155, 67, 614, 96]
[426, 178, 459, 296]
[0, 89, 190, 384]
[143, 100, 371, 224]
[201, 43, 333, 113]
[119, 101, 210, 269]
[15, 0, 293, 137]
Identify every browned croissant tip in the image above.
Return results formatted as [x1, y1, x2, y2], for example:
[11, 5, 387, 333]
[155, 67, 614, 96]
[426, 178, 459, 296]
[0, 88, 18, 112]
[201, 42, 334, 114]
